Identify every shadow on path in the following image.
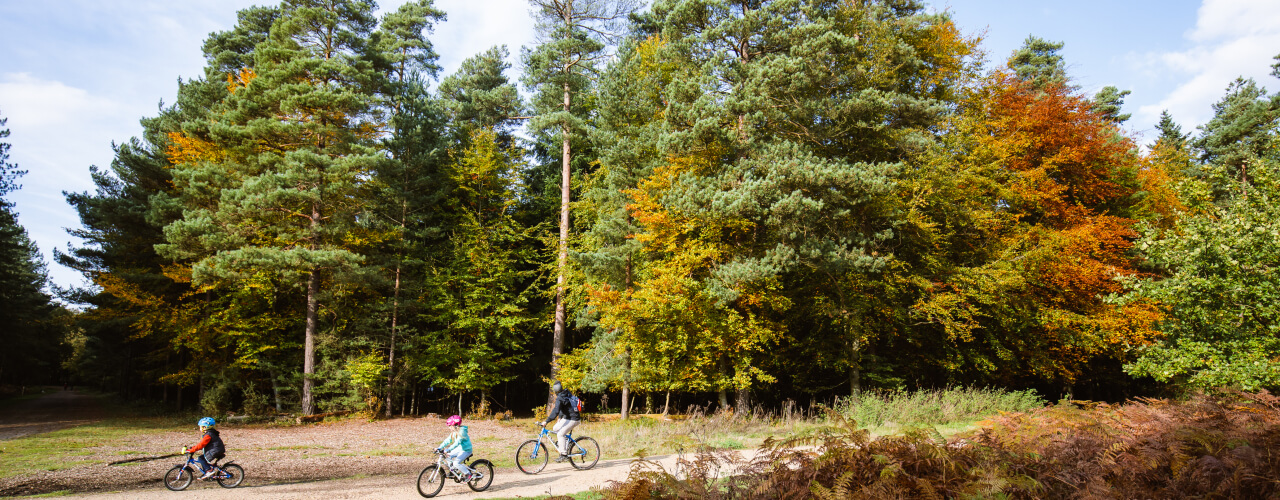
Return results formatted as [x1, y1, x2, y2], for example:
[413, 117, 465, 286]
[0, 389, 107, 440]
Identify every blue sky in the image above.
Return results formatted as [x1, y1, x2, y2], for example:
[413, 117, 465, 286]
[1, 0, 1278, 290]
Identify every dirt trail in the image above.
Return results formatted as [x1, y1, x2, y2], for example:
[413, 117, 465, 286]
[64, 451, 719, 499]
[0, 389, 106, 441]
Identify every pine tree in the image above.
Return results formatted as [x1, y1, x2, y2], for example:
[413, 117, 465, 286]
[521, 0, 640, 399]
[0, 111, 65, 386]
[157, 0, 386, 415]
[1154, 110, 1188, 148]
[1193, 77, 1279, 197]
[438, 46, 524, 144]
[366, 0, 446, 418]
[1093, 86, 1132, 123]
[1009, 36, 1067, 89]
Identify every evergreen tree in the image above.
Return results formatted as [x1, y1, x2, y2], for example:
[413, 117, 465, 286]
[0, 111, 66, 387]
[368, 0, 447, 417]
[1193, 77, 1279, 196]
[438, 46, 524, 144]
[1093, 86, 1132, 123]
[1154, 110, 1188, 149]
[157, 0, 386, 415]
[1009, 36, 1067, 89]
[521, 0, 640, 396]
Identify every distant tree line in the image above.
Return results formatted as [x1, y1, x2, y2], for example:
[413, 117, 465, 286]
[12, 0, 1277, 416]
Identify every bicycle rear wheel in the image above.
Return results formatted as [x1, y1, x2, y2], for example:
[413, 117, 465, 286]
[417, 464, 446, 498]
[217, 463, 244, 488]
[515, 439, 548, 474]
[569, 436, 600, 470]
[466, 459, 494, 492]
[163, 465, 195, 491]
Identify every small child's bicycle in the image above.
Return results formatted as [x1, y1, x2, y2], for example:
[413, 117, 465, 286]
[515, 423, 600, 474]
[163, 452, 244, 491]
[416, 449, 494, 497]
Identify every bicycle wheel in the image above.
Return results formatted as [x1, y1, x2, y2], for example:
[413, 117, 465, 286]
[466, 459, 494, 492]
[515, 439, 548, 474]
[417, 464, 446, 498]
[163, 465, 194, 491]
[569, 436, 600, 470]
[217, 463, 244, 488]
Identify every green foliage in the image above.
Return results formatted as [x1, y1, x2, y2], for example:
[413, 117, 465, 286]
[0, 111, 68, 387]
[835, 387, 1046, 428]
[1121, 160, 1280, 390]
[1009, 35, 1067, 88]
[1092, 85, 1132, 123]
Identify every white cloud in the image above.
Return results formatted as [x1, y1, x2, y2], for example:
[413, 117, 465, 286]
[1, 73, 128, 290]
[1137, 0, 1280, 130]
[0, 73, 123, 128]
[431, 0, 538, 79]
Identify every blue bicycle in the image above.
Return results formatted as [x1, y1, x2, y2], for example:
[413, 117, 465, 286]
[515, 423, 600, 473]
[162, 452, 244, 491]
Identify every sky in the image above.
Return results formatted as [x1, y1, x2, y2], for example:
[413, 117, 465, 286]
[1, 0, 1278, 291]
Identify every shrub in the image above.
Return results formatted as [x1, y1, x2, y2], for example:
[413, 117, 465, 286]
[604, 391, 1280, 499]
[834, 386, 1046, 427]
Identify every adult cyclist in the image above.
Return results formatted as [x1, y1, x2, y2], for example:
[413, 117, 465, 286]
[540, 380, 581, 462]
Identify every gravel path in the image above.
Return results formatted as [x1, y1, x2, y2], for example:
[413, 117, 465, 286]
[1, 411, 754, 498]
[61, 452, 699, 500]
[0, 389, 106, 441]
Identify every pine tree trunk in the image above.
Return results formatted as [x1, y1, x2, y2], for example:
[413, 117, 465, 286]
[849, 339, 862, 399]
[550, 81, 572, 409]
[620, 257, 632, 419]
[270, 369, 282, 412]
[303, 267, 319, 416]
[386, 254, 402, 418]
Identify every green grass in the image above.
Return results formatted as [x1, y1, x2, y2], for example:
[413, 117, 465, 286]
[0, 414, 191, 479]
[835, 386, 1046, 428]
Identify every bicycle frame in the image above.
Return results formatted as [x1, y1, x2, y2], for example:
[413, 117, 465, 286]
[423, 449, 468, 483]
[531, 426, 584, 459]
[182, 454, 233, 479]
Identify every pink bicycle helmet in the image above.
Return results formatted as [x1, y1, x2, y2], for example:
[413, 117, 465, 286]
[445, 415, 462, 426]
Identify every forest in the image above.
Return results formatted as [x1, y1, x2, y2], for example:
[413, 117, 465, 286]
[3, 0, 1279, 419]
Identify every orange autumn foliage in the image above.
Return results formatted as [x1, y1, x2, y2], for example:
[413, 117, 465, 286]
[933, 71, 1165, 383]
[165, 131, 225, 166]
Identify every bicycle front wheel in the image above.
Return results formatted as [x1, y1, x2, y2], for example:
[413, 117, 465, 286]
[467, 459, 494, 492]
[217, 463, 244, 488]
[417, 464, 446, 498]
[569, 436, 600, 470]
[515, 439, 548, 474]
[163, 465, 194, 491]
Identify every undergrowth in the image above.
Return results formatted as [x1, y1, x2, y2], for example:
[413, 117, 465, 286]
[835, 386, 1045, 427]
[604, 391, 1280, 499]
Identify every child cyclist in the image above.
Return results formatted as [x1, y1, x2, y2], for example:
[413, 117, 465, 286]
[181, 417, 225, 480]
[435, 415, 475, 480]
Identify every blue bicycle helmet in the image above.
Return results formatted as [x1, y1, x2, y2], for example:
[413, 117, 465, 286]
[198, 417, 216, 428]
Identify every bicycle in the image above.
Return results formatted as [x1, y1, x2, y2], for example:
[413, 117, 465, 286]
[162, 452, 244, 491]
[416, 449, 494, 498]
[515, 423, 600, 474]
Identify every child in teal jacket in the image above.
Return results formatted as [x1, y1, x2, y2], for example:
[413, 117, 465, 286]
[435, 414, 474, 478]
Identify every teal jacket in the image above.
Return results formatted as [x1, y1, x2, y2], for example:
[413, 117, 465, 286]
[437, 425, 472, 454]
